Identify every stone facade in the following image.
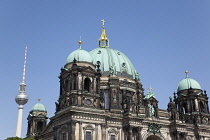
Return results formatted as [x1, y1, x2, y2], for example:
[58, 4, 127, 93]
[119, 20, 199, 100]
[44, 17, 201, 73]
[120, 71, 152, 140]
[26, 24, 210, 140]
[27, 59, 210, 140]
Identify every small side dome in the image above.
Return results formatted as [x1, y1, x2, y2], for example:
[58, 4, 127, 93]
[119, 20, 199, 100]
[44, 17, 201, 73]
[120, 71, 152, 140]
[66, 49, 93, 64]
[177, 77, 202, 92]
[31, 102, 47, 112]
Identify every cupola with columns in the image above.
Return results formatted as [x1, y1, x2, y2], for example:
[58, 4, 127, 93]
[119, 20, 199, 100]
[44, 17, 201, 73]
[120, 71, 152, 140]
[56, 40, 101, 112]
[174, 71, 210, 124]
[26, 99, 48, 138]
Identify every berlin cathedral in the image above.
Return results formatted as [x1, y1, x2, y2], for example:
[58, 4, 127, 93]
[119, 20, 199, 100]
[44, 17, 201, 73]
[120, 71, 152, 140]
[26, 20, 210, 140]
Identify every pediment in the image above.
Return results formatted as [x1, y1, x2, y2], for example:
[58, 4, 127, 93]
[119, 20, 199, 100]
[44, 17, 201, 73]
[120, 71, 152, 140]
[82, 66, 96, 73]
[37, 113, 46, 118]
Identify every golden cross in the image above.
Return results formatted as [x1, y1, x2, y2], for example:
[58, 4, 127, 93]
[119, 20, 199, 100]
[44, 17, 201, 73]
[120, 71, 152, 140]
[101, 19, 105, 28]
[148, 86, 152, 91]
[38, 98, 41, 101]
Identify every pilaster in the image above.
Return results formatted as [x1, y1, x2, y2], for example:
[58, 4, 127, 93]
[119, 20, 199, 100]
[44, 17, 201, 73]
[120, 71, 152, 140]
[101, 124, 107, 140]
[70, 121, 76, 140]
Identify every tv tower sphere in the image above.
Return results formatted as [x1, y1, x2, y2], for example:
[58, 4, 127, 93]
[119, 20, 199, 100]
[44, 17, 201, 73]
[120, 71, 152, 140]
[15, 83, 28, 106]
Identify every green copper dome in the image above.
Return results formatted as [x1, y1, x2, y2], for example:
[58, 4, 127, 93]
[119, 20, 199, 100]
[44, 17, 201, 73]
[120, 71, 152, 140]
[90, 47, 138, 79]
[66, 48, 93, 64]
[177, 77, 202, 92]
[89, 22, 139, 79]
[31, 102, 47, 112]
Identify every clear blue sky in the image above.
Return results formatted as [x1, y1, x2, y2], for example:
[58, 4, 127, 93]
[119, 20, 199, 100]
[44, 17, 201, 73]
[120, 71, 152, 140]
[0, 0, 210, 139]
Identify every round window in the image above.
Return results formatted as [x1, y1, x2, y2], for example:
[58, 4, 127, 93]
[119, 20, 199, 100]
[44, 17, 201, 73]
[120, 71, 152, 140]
[98, 50, 101, 54]
[86, 99, 92, 105]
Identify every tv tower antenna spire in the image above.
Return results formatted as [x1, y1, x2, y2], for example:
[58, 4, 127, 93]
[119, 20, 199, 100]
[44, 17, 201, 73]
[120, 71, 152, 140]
[15, 45, 29, 137]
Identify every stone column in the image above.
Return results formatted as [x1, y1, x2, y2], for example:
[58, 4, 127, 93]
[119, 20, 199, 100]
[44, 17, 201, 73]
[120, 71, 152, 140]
[32, 121, 35, 135]
[195, 99, 199, 112]
[204, 102, 208, 113]
[81, 76, 84, 91]
[70, 121, 76, 140]
[95, 124, 98, 140]
[66, 125, 69, 140]
[98, 124, 102, 140]
[97, 76, 100, 94]
[35, 121, 38, 134]
[102, 124, 107, 140]
[90, 77, 93, 92]
[117, 127, 121, 140]
[187, 100, 190, 113]
[147, 103, 150, 117]
[79, 122, 82, 140]
[75, 122, 79, 140]
[78, 73, 82, 90]
[93, 78, 96, 93]
[128, 127, 132, 140]
[121, 128, 124, 140]
[76, 74, 78, 90]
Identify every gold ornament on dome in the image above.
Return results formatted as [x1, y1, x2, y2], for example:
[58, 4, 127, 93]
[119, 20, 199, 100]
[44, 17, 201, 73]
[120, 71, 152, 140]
[78, 40, 82, 44]
[185, 70, 189, 78]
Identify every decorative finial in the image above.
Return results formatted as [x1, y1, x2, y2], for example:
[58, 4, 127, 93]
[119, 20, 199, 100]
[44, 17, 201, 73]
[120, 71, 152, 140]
[169, 96, 173, 102]
[38, 98, 41, 102]
[78, 36, 82, 49]
[148, 86, 152, 92]
[145, 86, 156, 99]
[99, 19, 109, 47]
[185, 70, 189, 78]
[22, 45, 28, 83]
[101, 19, 105, 28]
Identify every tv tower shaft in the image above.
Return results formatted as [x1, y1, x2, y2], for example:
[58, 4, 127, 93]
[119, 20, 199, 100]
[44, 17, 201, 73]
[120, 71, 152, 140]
[15, 45, 29, 137]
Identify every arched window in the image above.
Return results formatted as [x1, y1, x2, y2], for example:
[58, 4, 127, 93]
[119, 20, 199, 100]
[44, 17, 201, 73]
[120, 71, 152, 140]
[108, 129, 117, 140]
[110, 135, 115, 140]
[69, 80, 72, 90]
[65, 79, 69, 91]
[182, 102, 187, 113]
[146, 135, 161, 140]
[83, 125, 94, 140]
[37, 121, 43, 133]
[73, 74, 77, 90]
[200, 102, 205, 112]
[192, 102, 195, 112]
[84, 78, 91, 92]
[85, 131, 91, 140]
[60, 126, 67, 140]
[62, 132, 66, 140]
[105, 92, 110, 109]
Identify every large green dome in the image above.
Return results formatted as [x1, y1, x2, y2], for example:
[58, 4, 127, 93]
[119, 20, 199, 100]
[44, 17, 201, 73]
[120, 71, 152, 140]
[66, 48, 92, 64]
[65, 23, 139, 80]
[89, 24, 139, 79]
[177, 77, 202, 92]
[31, 102, 47, 112]
[90, 47, 138, 79]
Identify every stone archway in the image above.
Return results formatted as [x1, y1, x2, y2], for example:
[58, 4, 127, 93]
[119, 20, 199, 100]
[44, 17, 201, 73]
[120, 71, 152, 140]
[146, 135, 162, 140]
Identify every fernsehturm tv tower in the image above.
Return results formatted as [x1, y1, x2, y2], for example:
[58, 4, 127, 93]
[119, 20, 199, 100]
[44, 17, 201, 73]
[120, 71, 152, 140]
[15, 45, 29, 137]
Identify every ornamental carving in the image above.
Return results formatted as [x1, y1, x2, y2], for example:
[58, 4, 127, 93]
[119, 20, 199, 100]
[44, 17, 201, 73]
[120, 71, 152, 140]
[147, 123, 161, 135]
